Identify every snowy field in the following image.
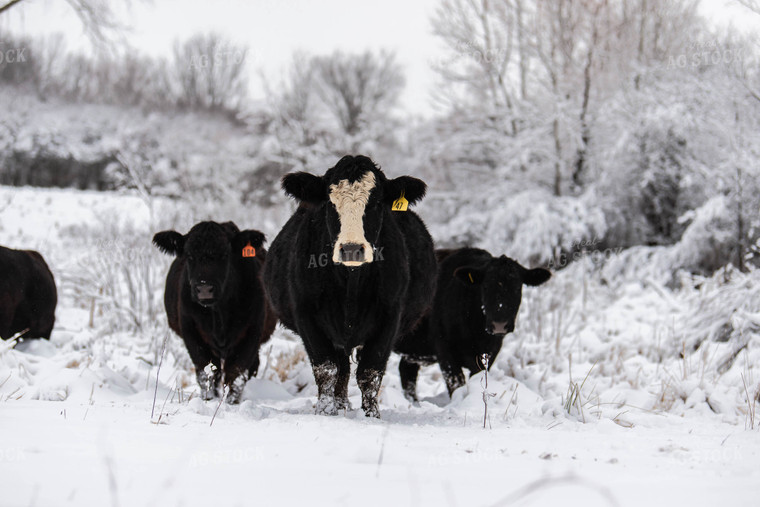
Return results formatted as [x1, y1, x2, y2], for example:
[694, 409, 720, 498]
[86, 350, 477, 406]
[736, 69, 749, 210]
[1, 185, 759, 507]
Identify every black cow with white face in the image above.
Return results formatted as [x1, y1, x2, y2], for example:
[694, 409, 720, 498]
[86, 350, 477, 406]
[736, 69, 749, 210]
[264, 155, 436, 417]
[153, 221, 276, 403]
[394, 247, 551, 401]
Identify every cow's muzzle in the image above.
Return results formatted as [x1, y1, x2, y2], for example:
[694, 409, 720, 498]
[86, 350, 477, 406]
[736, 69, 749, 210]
[488, 320, 512, 336]
[334, 242, 374, 267]
[194, 282, 217, 306]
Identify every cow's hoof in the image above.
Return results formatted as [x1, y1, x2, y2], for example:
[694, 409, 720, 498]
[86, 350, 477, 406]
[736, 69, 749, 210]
[334, 397, 352, 411]
[403, 392, 418, 404]
[362, 403, 380, 418]
[315, 396, 339, 416]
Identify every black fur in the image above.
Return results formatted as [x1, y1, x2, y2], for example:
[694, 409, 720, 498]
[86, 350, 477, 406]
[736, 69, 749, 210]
[264, 155, 436, 417]
[0, 246, 57, 340]
[394, 247, 551, 401]
[153, 221, 276, 403]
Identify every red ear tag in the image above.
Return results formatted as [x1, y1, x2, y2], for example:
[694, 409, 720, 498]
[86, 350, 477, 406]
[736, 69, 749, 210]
[242, 243, 256, 258]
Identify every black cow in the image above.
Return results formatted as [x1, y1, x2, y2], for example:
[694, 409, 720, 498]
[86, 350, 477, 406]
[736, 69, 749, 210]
[153, 221, 276, 403]
[264, 155, 436, 417]
[0, 246, 57, 340]
[394, 247, 551, 401]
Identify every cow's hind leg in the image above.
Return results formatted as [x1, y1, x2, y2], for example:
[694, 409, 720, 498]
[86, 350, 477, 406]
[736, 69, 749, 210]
[441, 363, 466, 398]
[334, 354, 351, 411]
[399, 357, 420, 403]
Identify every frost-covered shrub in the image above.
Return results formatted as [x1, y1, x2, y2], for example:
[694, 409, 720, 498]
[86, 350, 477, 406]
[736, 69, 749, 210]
[667, 195, 736, 276]
[677, 267, 760, 354]
[588, 81, 711, 249]
[482, 189, 607, 266]
[63, 216, 165, 335]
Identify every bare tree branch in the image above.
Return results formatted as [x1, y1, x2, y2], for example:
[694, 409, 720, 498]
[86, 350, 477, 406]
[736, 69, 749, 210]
[313, 50, 404, 137]
[0, 0, 24, 15]
[734, 0, 760, 15]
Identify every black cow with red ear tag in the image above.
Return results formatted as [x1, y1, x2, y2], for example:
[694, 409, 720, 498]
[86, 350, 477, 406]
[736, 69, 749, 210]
[394, 247, 551, 401]
[263, 155, 436, 418]
[153, 221, 276, 403]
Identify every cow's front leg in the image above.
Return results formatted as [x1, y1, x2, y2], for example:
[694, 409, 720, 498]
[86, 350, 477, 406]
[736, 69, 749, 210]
[226, 372, 248, 404]
[334, 354, 351, 411]
[182, 329, 216, 400]
[356, 318, 398, 418]
[195, 363, 218, 400]
[222, 361, 249, 405]
[313, 360, 339, 415]
[296, 308, 342, 415]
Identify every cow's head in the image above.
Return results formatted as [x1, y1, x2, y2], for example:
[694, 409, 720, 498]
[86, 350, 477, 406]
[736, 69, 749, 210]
[153, 221, 265, 307]
[282, 155, 426, 267]
[453, 255, 551, 336]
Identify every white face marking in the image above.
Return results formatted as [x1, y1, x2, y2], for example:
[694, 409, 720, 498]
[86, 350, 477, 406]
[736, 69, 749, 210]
[329, 171, 376, 266]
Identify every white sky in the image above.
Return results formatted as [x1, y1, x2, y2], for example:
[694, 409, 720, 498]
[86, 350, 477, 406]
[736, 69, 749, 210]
[1, 0, 756, 117]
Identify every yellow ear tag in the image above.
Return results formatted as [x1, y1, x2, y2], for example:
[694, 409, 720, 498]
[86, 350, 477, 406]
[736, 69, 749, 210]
[468, 272, 474, 283]
[242, 242, 256, 258]
[392, 191, 408, 212]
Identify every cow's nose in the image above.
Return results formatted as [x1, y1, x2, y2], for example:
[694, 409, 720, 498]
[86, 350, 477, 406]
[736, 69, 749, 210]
[339, 243, 365, 264]
[490, 321, 509, 335]
[195, 283, 215, 300]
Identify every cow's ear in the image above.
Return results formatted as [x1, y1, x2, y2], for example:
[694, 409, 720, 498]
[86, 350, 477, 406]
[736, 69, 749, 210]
[233, 229, 266, 257]
[384, 176, 427, 206]
[521, 266, 552, 286]
[220, 221, 241, 237]
[282, 172, 327, 203]
[454, 266, 485, 285]
[153, 231, 185, 257]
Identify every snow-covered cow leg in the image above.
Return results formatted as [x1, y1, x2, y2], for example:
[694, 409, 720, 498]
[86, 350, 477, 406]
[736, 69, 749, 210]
[399, 357, 420, 402]
[313, 362, 339, 415]
[334, 354, 351, 411]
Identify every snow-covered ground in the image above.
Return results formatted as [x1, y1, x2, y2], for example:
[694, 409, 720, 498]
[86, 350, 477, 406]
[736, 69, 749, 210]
[1, 185, 758, 507]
